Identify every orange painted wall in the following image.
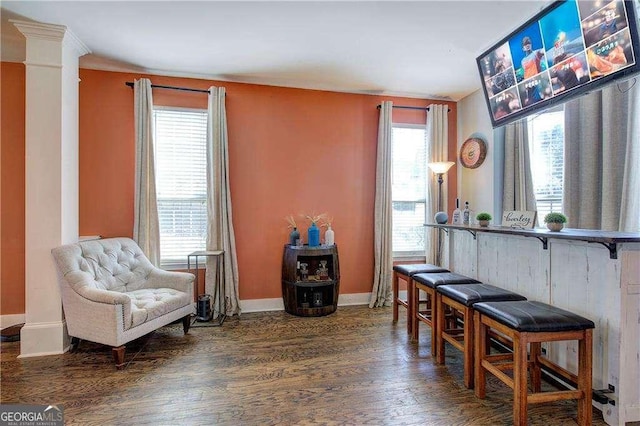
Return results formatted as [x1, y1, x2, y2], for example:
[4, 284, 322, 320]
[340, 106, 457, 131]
[1, 64, 457, 313]
[1, 62, 26, 315]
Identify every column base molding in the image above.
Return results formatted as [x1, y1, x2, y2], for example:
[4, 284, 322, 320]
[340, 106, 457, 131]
[19, 320, 69, 358]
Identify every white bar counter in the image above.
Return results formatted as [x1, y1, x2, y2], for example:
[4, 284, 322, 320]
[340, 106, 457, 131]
[428, 224, 640, 426]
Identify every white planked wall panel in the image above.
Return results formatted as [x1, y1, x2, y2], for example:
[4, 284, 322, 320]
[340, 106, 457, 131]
[446, 230, 477, 278]
[548, 239, 620, 419]
[476, 233, 549, 302]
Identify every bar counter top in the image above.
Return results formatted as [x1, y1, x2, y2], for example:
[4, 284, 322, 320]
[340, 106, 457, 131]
[426, 223, 640, 258]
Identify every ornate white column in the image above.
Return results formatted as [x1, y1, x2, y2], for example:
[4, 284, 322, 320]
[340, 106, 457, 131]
[11, 20, 90, 357]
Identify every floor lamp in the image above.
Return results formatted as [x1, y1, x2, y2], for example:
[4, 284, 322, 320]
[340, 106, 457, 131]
[428, 161, 455, 265]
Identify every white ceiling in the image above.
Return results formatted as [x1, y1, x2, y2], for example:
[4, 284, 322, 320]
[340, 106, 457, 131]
[1, 1, 548, 101]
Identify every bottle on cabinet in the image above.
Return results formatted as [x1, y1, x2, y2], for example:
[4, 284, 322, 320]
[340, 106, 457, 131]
[308, 222, 320, 247]
[463, 201, 470, 225]
[324, 225, 335, 246]
[289, 227, 300, 246]
[452, 199, 462, 225]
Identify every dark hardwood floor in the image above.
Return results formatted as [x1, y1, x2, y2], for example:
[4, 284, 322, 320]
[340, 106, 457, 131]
[1, 305, 608, 425]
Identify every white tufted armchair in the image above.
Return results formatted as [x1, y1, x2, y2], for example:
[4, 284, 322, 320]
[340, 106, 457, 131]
[51, 237, 195, 369]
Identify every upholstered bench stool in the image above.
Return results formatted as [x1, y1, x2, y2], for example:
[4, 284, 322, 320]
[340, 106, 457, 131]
[411, 272, 480, 355]
[473, 300, 595, 426]
[435, 283, 527, 389]
[392, 264, 449, 334]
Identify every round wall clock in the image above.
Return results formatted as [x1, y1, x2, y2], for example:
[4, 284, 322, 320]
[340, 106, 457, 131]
[460, 137, 487, 169]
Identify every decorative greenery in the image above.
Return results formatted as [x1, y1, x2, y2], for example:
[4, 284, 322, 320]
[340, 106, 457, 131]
[476, 212, 492, 221]
[544, 212, 567, 224]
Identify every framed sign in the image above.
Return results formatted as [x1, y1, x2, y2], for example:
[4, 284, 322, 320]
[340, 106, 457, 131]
[460, 137, 487, 169]
[501, 211, 537, 229]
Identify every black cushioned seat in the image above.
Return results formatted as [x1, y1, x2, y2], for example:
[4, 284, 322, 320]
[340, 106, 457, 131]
[392, 264, 449, 276]
[392, 264, 449, 334]
[437, 283, 527, 307]
[473, 300, 595, 332]
[413, 272, 480, 289]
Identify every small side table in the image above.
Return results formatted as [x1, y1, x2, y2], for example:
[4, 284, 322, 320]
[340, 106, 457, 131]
[187, 250, 225, 327]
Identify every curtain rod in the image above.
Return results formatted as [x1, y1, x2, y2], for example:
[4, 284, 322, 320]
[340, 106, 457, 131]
[125, 81, 210, 94]
[376, 104, 451, 112]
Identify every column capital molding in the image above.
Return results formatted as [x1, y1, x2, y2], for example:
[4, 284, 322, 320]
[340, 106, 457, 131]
[11, 19, 66, 41]
[10, 19, 91, 57]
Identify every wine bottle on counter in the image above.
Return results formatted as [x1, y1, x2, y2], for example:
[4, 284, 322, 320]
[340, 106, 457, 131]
[452, 198, 461, 224]
[463, 201, 470, 225]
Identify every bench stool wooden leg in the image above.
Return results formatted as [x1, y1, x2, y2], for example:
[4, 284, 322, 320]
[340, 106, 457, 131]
[513, 333, 528, 425]
[578, 329, 593, 425]
[412, 283, 436, 354]
[392, 271, 413, 334]
[392, 270, 400, 323]
[474, 311, 487, 399]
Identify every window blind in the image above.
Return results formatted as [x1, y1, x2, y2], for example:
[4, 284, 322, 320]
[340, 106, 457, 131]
[528, 110, 564, 217]
[392, 125, 427, 256]
[153, 108, 208, 267]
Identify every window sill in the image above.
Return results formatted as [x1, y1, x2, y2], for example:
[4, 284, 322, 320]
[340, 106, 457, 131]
[162, 263, 205, 271]
[393, 255, 427, 263]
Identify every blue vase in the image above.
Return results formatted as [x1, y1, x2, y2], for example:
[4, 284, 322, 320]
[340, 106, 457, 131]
[308, 223, 320, 247]
[289, 227, 300, 246]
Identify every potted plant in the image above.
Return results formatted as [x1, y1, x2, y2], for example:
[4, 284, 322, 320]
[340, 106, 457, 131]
[544, 212, 567, 231]
[476, 212, 492, 227]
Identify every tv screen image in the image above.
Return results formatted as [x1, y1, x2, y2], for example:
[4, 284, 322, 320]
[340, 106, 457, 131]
[549, 51, 590, 94]
[509, 23, 549, 83]
[540, 0, 586, 67]
[477, 0, 640, 127]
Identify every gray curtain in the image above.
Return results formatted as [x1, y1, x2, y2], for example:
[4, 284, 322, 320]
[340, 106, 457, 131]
[133, 78, 161, 266]
[425, 104, 449, 265]
[502, 119, 537, 216]
[369, 101, 393, 308]
[206, 86, 241, 318]
[564, 80, 640, 231]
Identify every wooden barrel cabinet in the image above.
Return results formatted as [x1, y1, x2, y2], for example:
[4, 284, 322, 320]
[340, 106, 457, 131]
[281, 244, 340, 316]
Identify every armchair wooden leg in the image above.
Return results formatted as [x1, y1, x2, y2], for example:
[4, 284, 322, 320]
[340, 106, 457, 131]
[112, 345, 126, 370]
[69, 337, 81, 353]
[182, 314, 191, 334]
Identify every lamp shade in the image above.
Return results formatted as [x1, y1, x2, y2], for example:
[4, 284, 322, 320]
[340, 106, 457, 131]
[428, 161, 455, 174]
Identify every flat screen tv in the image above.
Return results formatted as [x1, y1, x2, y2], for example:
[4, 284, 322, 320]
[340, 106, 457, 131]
[477, 0, 640, 127]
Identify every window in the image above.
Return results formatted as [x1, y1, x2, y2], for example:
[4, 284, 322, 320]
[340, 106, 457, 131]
[528, 108, 565, 218]
[391, 124, 427, 257]
[153, 108, 208, 268]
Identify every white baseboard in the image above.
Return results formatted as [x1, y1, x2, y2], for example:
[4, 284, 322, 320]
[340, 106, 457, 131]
[1, 314, 25, 329]
[3, 292, 376, 328]
[239, 292, 372, 314]
[337, 292, 371, 306]
[239, 297, 284, 313]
